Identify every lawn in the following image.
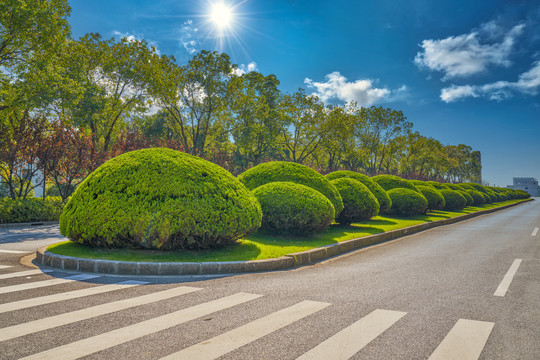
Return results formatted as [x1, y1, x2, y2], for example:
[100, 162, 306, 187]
[47, 200, 525, 262]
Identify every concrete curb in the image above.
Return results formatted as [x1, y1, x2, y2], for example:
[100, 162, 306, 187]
[1, 221, 59, 229]
[35, 199, 533, 276]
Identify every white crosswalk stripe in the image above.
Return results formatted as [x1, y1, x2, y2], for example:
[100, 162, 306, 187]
[161, 300, 331, 360]
[0, 265, 12, 269]
[0, 249, 30, 254]
[20, 292, 262, 360]
[428, 319, 494, 360]
[0, 280, 147, 314]
[0, 273, 99, 294]
[0, 268, 52, 280]
[296, 309, 407, 360]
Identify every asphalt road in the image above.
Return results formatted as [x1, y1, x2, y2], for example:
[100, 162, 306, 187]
[0, 200, 538, 359]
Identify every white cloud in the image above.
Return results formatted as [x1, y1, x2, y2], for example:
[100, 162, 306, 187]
[440, 61, 540, 102]
[231, 62, 258, 76]
[180, 20, 199, 54]
[304, 71, 407, 107]
[415, 23, 525, 79]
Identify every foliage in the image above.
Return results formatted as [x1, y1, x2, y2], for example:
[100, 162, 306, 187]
[464, 189, 486, 206]
[416, 185, 445, 211]
[439, 189, 467, 210]
[60, 148, 262, 250]
[330, 178, 379, 224]
[252, 181, 334, 236]
[426, 181, 450, 190]
[457, 190, 474, 206]
[387, 188, 428, 216]
[325, 170, 391, 214]
[0, 196, 63, 223]
[238, 161, 344, 215]
[372, 174, 420, 193]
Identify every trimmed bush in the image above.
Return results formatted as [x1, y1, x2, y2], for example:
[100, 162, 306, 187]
[372, 174, 421, 193]
[238, 161, 343, 215]
[387, 188, 428, 216]
[439, 189, 467, 210]
[60, 148, 262, 250]
[329, 178, 379, 224]
[0, 197, 64, 224]
[457, 190, 474, 206]
[465, 189, 486, 206]
[252, 182, 335, 235]
[426, 181, 450, 190]
[409, 180, 430, 188]
[445, 183, 462, 191]
[416, 185, 445, 211]
[325, 170, 391, 214]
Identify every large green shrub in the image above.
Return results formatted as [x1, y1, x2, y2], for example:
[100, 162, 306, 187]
[252, 181, 335, 236]
[457, 190, 474, 206]
[387, 188, 428, 216]
[439, 189, 467, 210]
[416, 185, 445, 211]
[465, 189, 486, 206]
[325, 170, 391, 214]
[238, 161, 343, 216]
[60, 148, 262, 250]
[0, 197, 64, 224]
[329, 178, 379, 225]
[372, 174, 421, 193]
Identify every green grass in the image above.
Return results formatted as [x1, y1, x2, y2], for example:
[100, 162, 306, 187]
[48, 199, 527, 262]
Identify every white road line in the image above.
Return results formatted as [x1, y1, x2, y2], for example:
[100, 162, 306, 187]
[494, 259, 522, 297]
[0, 249, 30, 254]
[0, 274, 99, 295]
[162, 300, 331, 360]
[428, 319, 494, 360]
[0, 265, 12, 269]
[0, 268, 52, 280]
[296, 309, 407, 360]
[532, 227, 539, 236]
[21, 292, 262, 360]
[0, 285, 202, 341]
[0, 280, 148, 314]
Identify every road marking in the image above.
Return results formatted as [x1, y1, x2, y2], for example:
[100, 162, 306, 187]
[0, 249, 30, 254]
[162, 300, 331, 360]
[296, 309, 407, 360]
[21, 292, 262, 360]
[0, 274, 99, 295]
[494, 259, 522, 297]
[0, 280, 147, 314]
[0, 265, 12, 269]
[0, 268, 52, 280]
[428, 319, 494, 360]
[532, 227, 539, 236]
[0, 285, 202, 341]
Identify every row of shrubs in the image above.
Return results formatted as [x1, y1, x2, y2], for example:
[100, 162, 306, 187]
[53, 149, 529, 250]
[0, 197, 65, 224]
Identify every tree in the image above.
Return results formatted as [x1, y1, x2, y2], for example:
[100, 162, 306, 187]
[279, 90, 326, 165]
[152, 50, 235, 157]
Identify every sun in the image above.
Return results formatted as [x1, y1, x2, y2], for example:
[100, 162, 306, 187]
[210, 2, 233, 30]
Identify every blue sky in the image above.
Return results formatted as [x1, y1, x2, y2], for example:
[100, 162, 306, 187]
[69, 0, 540, 186]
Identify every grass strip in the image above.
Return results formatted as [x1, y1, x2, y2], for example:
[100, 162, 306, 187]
[47, 200, 526, 262]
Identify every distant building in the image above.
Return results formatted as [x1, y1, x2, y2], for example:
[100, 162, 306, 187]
[507, 177, 540, 196]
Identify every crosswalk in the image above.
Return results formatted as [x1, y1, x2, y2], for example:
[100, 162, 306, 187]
[0, 266, 497, 359]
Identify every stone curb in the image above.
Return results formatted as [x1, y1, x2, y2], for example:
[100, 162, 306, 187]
[35, 199, 532, 276]
[0, 221, 59, 229]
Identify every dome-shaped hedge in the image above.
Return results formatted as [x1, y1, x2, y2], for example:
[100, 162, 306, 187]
[439, 189, 467, 210]
[416, 185, 445, 211]
[426, 181, 450, 190]
[410, 180, 429, 187]
[252, 181, 335, 236]
[325, 170, 391, 214]
[238, 161, 343, 216]
[372, 175, 421, 193]
[457, 190, 474, 206]
[60, 148, 262, 250]
[465, 189, 486, 206]
[330, 178, 379, 225]
[387, 188, 428, 216]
